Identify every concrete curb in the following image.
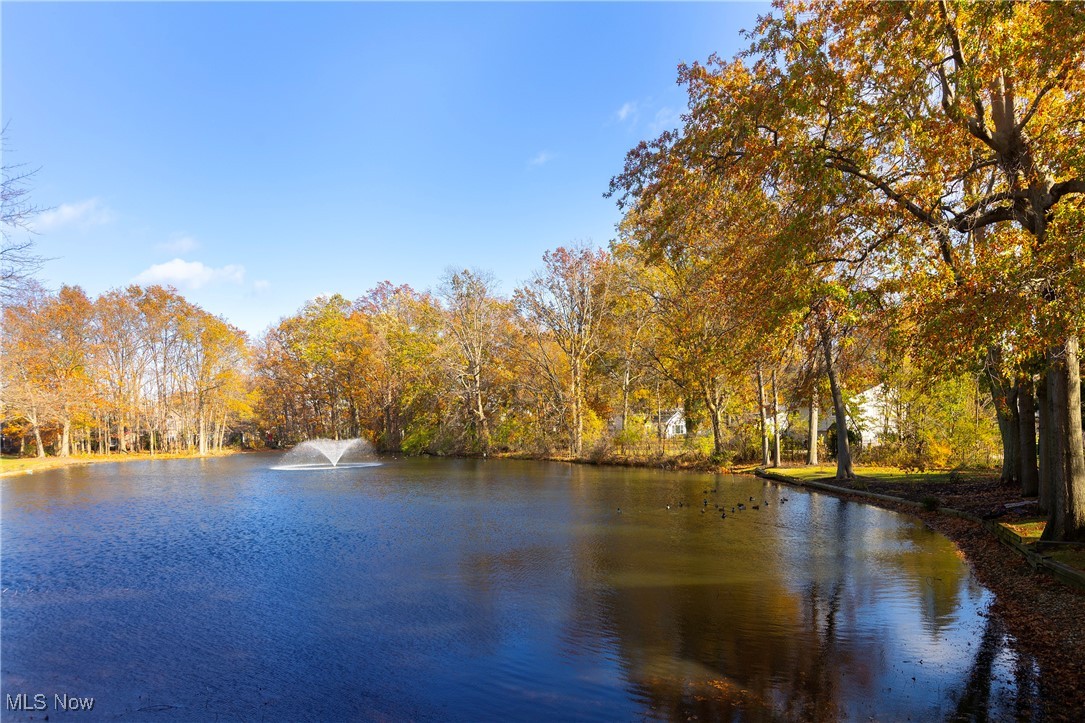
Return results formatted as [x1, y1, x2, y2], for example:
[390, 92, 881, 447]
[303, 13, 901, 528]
[754, 467, 1085, 593]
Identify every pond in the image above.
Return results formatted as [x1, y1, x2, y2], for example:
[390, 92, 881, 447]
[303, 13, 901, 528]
[1, 455, 1035, 720]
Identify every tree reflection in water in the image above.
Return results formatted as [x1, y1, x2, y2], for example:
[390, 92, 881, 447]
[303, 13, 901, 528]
[558, 466, 1041, 721]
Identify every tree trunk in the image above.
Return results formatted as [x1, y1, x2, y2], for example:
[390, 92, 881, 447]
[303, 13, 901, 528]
[198, 407, 208, 456]
[1041, 337, 1085, 541]
[807, 394, 819, 465]
[771, 368, 781, 467]
[1018, 376, 1039, 497]
[704, 382, 724, 457]
[821, 328, 853, 480]
[32, 417, 45, 459]
[117, 414, 128, 453]
[60, 417, 72, 458]
[621, 361, 632, 433]
[1041, 334, 1085, 538]
[987, 350, 1020, 486]
[1037, 374, 1053, 512]
[656, 384, 664, 455]
[217, 408, 227, 451]
[994, 387, 1020, 486]
[757, 365, 769, 466]
[474, 372, 489, 454]
[570, 361, 583, 456]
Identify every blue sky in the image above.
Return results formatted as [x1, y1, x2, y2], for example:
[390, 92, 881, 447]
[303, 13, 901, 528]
[3, 2, 765, 336]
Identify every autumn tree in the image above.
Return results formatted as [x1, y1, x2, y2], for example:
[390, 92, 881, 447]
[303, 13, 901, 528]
[515, 246, 614, 456]
[38, 286, 95, 456]
[356, 283, 447, 452]
[438, 268, 509, 454]
[2, 284, 53, 456]
[598, 253, 656, 451]
[739, 0, 1085, 537]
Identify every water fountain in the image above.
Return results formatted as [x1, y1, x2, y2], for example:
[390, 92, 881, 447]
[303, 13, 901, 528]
[271, 438, 381, 470]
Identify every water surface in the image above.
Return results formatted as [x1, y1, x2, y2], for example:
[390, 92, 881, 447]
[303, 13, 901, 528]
[1, 455, 1034, 720]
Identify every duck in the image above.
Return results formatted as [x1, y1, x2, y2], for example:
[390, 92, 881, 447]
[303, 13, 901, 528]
[737, 503, 746, 511]
[752, 504, 760, 510]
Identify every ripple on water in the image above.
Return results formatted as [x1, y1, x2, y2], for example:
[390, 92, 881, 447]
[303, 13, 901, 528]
[0, 457, 1033, 720]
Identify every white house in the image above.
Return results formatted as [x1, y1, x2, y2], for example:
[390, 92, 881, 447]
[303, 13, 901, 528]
[792, 384, 899, 448]
[852, 383, 899, 446]
[609, 408, 687, 440]
[653, 409, 687, 439]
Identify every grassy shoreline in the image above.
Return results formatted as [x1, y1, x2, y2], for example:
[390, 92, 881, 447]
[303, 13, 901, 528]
[0, 448, 247, 478]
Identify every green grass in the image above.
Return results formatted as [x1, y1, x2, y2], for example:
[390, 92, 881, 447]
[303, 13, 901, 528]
[766, 464, 960, 485]
[1001, 519, 1047, 543]
[1049, 548, 1085, 570]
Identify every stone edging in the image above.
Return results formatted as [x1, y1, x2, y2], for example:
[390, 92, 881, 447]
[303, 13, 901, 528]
[754, 467, 1085, 592]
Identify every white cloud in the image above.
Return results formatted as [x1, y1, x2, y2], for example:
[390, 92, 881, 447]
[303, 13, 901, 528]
[616, 101, 637, 122]
[133, 258, 246, 290]
[649, 107, 683, 134]
[252, 279, 271, 292]
[157, 234, 199, 254]
[33, 198, 115, 231]
[528, 151, 552, 167]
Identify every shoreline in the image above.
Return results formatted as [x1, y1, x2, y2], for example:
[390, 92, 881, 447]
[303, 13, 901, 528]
[0, 448, 250, 478]
[751, 466, 1085, 721]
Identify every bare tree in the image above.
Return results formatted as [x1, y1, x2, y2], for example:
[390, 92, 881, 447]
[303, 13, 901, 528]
[515, 245, 613, 456]
[439, 268, 506, 454]
[1, 129, 47, 303]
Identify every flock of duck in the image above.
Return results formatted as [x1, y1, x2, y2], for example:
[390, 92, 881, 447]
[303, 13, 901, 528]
[616, 482, 789, 519]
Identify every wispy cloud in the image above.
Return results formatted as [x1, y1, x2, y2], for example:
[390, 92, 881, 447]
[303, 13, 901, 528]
[133, 258, 245, 290]
[649, 107, 683, 134]
[33, 198, 115, 231]
[528, 151, 552, 167]
[252, 279, 271, 292]
[156, 234, 199, 254]
[615, 101, 637, 122]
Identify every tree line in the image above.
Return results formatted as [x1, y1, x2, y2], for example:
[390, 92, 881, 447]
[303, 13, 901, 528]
[2, 284, 250, 457]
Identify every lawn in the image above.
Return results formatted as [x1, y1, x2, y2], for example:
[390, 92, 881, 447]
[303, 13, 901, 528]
[1, 449, 243, 477]
[766, 464, 965, 486]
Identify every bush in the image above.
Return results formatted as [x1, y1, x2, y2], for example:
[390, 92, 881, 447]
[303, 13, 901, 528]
[613, 424, 646, 450]
[709, 449, 735, 467]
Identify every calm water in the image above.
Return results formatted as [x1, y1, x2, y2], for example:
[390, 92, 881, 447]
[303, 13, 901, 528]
[1, 455, 1036, 720]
